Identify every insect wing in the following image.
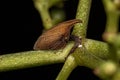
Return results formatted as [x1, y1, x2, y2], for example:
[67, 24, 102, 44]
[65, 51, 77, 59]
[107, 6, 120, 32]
[33, 33, 64, 50]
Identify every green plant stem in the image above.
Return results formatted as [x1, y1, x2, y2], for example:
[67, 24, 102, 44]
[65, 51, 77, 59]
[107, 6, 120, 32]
[113, 69, 120, 80]
[0, 42, 74, 71]
[33, 0, 64, 30]
[105, 13, 119, 33]
[56, 55, 77, 80]
[0, 39, 109, 72]
[102, 0, 120, 62]
[48, 0, 63, 8]
[34, 0, 53, 29]
[113, 34, 120, 60]
[72, 0, 92, 40]
[102, 0, 120, 42]
[56, 39, 109, 80]
[74, 39, 109, 69]
[84, 39, 109, 60]
[74, 50, 104, 69]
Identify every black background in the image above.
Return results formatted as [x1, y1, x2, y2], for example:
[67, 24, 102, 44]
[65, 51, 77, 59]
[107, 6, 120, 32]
[0, 0, 119, 80]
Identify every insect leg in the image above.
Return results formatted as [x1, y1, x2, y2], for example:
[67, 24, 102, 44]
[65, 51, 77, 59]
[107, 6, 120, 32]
[69, 35, 82, 53]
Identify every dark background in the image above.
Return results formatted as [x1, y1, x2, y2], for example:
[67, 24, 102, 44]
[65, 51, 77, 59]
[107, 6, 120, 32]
[0, 0, 119, 80]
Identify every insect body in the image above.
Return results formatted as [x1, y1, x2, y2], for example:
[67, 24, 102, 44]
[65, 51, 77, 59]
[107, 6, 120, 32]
[33, 19, 82, 50]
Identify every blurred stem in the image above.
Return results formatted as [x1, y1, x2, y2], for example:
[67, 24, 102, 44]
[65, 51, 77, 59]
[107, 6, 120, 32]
[113, 69, 120, 80]
[112, 34, 120, 62]
[105, 13, 119, 33]
[33, 0, 64, 30]
[33, 0, 53, 29]
[56, 55, 77, 80]
[102, 0, 120, 42]
[102, 0, 120, 62]
[72, 0, 92, 42]
[48, 0, 63, 8]
[50, 8, 66, 25]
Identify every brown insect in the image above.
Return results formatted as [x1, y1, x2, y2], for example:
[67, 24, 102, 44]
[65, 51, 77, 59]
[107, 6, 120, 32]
[33, 19, 82, 50]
